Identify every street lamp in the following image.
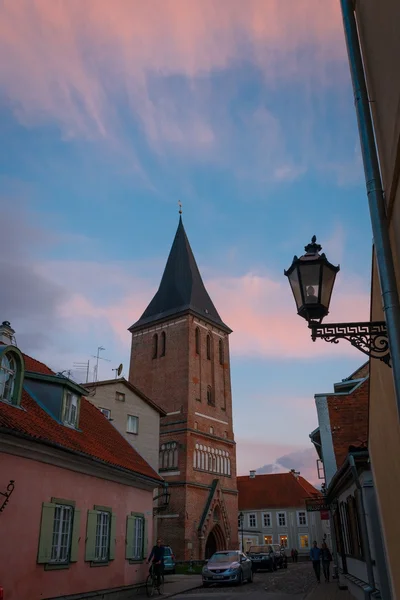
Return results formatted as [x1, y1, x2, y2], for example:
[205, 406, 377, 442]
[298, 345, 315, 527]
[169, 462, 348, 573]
[239, 512, 244, 552]
[284, 236, 391, 366]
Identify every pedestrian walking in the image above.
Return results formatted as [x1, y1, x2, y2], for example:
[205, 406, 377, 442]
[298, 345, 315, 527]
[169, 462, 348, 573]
[310, 541, 321, 583]
[291, 548, 295, 563]
[321, 542, 332, 582]
[294, 549, 298, 563]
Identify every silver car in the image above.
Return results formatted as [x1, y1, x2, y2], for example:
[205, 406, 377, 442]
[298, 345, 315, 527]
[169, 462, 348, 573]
[202, 551, 253, 586]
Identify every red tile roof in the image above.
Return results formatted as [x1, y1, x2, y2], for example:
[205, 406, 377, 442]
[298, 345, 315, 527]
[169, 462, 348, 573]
[238, 473, 320, 510]
[327, 376, 369, 470]
[0, 352, 162, 483]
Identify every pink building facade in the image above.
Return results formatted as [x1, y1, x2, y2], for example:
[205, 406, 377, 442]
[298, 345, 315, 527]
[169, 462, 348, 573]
[0, 322, 162, 600]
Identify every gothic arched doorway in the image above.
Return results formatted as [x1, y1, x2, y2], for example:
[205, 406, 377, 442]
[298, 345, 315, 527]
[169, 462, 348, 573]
[205, 524, 226, 559]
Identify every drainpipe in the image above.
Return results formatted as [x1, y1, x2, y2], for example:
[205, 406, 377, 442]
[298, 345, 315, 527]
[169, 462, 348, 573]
[349, 455, 376, 598]
[340, 0, 400, 418]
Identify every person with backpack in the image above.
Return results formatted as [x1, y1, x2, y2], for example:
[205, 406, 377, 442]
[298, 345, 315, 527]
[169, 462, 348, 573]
[321, 542, 333, 582]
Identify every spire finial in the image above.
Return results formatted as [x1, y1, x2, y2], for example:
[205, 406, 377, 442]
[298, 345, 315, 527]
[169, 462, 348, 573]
[178, 200, 182, 215]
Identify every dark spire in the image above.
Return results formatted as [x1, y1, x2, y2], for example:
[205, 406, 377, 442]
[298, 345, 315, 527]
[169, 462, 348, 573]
[129, 217, 231, 333]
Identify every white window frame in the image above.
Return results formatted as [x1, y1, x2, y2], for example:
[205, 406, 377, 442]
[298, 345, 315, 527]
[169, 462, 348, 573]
[50, 504, 73, 563]
[0, 353, 16, 403]
[95, 511, 110, 562]
[279, 534, 289, 548]
[297, 510, 308, 527]
[248, 513, 257, 528]
[277, 511, 287, 527]
[132, 515, 144, 560]
[127, 414, 139, 434]
[64, 392, 79, 427]
[262, 512, 272, 528]
[299, 533, 309, 549]
[99, 407, 111, 419]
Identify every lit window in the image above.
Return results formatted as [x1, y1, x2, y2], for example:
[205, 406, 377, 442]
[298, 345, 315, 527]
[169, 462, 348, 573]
[95, 512, 110, 561]
[195, 328, 200, 354]
[0, 353, 16, 403]
[299, 534, 309, 548]
[219, 339, 224, 365]
[206, 335, 211, 360]
[64, 392, 79, 427]
[115, 391, 125, 402]
[264, 535, 273, 545]
[249, 514, 256, 528]
[277, 512, 286, 527]
[132, 515, 144, 560]
[297, 511, 307, 526]
[99, 408, 111, 419]
[160, 331, 166, 357]
[263, 513, 271, 527]
[279, 535, 288, 548]
[51, 505, 73, 563]
[127, 415, 139, 434]
[207, 386, 214, 406]
[152, 334, 158, 359]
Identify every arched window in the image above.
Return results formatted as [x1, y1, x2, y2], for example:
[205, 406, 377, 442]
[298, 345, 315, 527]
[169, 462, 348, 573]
[152, 334, 158, 359]
[0, 347, 24, 406]
[206, 335, 211, 360]
[207, 386, 214, 406]
[219, 339, 224, 365]
[160, 442, 178, 470]
[195, 327, 200, 354]
[160, 331, 166, 357]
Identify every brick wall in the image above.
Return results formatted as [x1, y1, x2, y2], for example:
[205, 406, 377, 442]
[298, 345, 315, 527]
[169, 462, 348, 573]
[129, 312, 238, 560]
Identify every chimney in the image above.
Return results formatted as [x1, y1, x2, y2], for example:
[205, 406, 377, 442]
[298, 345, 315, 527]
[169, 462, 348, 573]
[249, 470, 256, 479]
[290, 469, 300, 480]
[0, 321, 15, 345]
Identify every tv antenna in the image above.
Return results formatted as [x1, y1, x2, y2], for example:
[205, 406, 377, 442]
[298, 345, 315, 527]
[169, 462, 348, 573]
[91, 346, 111, 382]
[112, 363, 123, 379]
[73, 360, 90, 384]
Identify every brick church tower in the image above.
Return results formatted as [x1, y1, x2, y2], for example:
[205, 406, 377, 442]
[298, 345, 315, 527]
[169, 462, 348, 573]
[128, 216, 238, 560]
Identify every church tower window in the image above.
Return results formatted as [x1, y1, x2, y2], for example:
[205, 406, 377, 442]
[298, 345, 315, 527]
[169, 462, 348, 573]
[219, 339, 224, 365]
[160, 331, 166, 357]
[152, 334, 158, 359]
[195, 327, 200, 354]
[206, 334, 211, 360]
[207, 386, 214, 406]
[159, 442, 178, 470]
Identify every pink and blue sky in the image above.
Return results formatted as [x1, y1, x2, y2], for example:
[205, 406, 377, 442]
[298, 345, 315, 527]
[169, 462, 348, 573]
[0, 1, 372, 483]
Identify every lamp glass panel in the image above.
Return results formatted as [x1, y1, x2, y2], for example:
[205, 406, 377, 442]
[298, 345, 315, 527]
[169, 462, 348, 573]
[299, 264, 321, 305]
[288, 268, 303, 310]
[321, 264, 337, 310]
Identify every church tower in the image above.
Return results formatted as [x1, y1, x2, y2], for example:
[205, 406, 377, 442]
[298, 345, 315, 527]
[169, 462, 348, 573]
[128, 216, 238, 559]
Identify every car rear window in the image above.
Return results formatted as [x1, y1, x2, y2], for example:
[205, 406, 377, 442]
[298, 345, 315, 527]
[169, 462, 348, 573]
[164, 547, 172, 556]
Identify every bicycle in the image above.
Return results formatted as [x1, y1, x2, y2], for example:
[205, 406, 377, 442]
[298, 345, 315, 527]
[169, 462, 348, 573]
[146, 563, 165, 597]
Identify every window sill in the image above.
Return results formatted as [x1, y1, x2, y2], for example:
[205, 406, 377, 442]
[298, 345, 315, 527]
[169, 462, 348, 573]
[129, 559, 145, 564]
[90, 561, 110, 567]
[193, 467, 231, 477]
[44, 563, 70, 571]
[126, 431, 138, 435]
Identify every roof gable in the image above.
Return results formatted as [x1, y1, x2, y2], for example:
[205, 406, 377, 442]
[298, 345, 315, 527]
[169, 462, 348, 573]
[84, 378, 166, 416]
[129, 217, 231, 333]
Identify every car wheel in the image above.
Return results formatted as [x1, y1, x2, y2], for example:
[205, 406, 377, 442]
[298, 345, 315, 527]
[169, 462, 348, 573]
[247, 569, 253, 583]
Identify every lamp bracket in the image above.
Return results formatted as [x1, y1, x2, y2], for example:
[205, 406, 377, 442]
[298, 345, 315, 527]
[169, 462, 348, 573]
[309, 321, 391, 367]
[0, 480, 15, 513]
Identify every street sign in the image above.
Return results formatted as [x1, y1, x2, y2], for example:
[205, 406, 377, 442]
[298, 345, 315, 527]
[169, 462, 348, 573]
[320, 510, 330, 520]
[305, 496, 330, 512]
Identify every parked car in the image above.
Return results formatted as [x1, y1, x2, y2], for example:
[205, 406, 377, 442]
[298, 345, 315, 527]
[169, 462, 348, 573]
[202, 551, 253, 586]
[248, 545, 275, 572]
[163, 546, 176, 574]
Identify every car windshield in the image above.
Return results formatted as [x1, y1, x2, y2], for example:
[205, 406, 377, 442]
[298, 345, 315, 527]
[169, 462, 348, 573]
[210, 552, 239, 563]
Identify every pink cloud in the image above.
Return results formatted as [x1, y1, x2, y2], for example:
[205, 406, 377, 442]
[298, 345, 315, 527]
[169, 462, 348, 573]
[0, 0, 346, 156]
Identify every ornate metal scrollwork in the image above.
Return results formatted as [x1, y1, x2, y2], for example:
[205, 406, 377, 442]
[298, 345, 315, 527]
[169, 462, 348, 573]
[309, 321, 391, 367]
[0, 480, 15, 513]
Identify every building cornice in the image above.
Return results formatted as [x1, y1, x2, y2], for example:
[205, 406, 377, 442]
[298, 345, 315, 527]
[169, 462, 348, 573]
[0, 430, 161, 491]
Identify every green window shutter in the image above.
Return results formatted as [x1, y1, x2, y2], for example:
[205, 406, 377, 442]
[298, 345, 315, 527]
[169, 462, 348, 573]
[70, 509, 81, 562]
[109, 512, 117, 560]
[85, 510, 98, 562]
[143, 518, 148, 560]
[37, 502, 56, 564]
[126, 515, 135, 560]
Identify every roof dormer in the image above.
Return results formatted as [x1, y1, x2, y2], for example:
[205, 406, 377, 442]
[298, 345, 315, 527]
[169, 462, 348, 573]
[0, 344, 25, 407]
